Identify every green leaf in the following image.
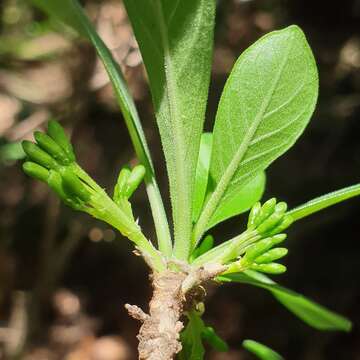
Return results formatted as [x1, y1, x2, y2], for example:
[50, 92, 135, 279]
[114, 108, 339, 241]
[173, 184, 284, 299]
[123, 0, 216, 260]
[243, 339, 283, 360]
[179, 311, 205, 360]
[220, 271, 352, 332]
[207, 172, 266, 229]
[30, 0, 172, 256]
[288, 183, 360, 221]
[0, 141, 26, 164]
[193, 133, 213, 223]
[193, 25, 318, 246]
[202, 326, 229, 352]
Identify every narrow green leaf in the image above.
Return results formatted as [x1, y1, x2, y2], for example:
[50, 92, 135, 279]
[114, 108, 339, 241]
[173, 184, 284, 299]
[207, 172, 266, 229]
[194, 25, 318, 246]
[30, 0, 172, 256]
[220, 271, 352, 332]
[243, 339, 283, 360]
[193, 133, 213, 223]
[202, 326, 229, 352]
[123, 0, 216, 260]
[288, 183, 360, 221]
[179, 311, 206, 360]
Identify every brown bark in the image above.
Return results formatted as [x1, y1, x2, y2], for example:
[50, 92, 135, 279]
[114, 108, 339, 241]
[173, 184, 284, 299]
[126, 270, 186, 360]
[125, 264, 227, 360]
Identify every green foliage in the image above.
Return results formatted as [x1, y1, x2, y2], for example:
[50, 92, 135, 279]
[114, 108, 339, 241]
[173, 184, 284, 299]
[220, 271, 352, 332]
[193, 25, 318, 246]
[23, 2, 360, 358]
[123, 0, 216, 260]
[22, 121, 165, 271]
[30, 0, 172, 256]
[288, 183, 360, 221]
[243, 340, 283, 360]
[179, 309, 228, 360]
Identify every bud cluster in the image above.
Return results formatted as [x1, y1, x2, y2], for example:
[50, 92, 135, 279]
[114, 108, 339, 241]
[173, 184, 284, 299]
[22, 121, 89, 210]
[225, 199, 293, 275]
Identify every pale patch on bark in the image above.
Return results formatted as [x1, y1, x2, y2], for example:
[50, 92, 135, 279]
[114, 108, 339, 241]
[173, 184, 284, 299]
[126, 263, 227, 360]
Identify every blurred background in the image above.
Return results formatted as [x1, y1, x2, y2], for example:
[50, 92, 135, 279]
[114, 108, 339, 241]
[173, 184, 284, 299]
[0, 0, 360, 359]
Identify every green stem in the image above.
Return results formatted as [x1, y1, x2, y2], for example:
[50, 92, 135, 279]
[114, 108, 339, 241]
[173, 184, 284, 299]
[193, 230, 259, 266]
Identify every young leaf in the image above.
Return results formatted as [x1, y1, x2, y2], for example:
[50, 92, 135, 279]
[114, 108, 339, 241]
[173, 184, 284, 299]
[194, 25, 318, 246]
[30, 0, 172, 256]
[219, 271, 352, 332]
[243, 339, 283, 360]
[288, 183, 360, 221]
[123, 0, 216, 260]
[207, 172, 266, 230]
[193, 133, 213, 223]
[179, 311, 205, 360]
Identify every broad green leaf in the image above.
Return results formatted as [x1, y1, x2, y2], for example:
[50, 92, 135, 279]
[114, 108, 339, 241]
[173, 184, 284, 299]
[30, 0, 172, 255]
[207, 172, 266, 229]
[288, 183, 360, 221]
[243, 339, 283, 360]
[194, 25, 318, 245]
[219, 271, 352, 332]
[123, 0, 216, 259]
[193, 133, 213, 223]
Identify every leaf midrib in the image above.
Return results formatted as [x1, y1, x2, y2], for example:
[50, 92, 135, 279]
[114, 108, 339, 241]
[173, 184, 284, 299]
[193, 32, 294, 245]
[153, 0, 192, 257]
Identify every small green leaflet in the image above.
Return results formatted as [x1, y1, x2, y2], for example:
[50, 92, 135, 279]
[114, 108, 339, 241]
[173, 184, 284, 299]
[288, 183, 360, 221]
[179, 311, 205, 360]
[123, 0, 215, 260]
[30, 0, 172, 255]
[243, 339, 283, 360]
[196, 26, 318, 242]
[179, 310, 228, 360]
[219, 271, 352, 332]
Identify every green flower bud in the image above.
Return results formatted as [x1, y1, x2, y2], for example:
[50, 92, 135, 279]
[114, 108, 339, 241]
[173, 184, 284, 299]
[274, 201, 287, 214]
[254, 198, 277, 226]
[22, 140, 58, 170]
[271, 233, 287, 245]
[247, 202, 261, 229]
[250, 262, 287, 274]
[255, 247, 288, 264]
[124, 164, 146, 198]
[47, 170, 83, 209]
[47, 170, 67, 200]
[47, 120, 75, 162]
[61, 168, 91, 202]
[23, 161, 49, 182]
[257, 211, 284, 235]
[268, 215, 294, 236]
[114, 167, 131, 203]
[34, 131, 70, 165]
[244, 237, 274, 262]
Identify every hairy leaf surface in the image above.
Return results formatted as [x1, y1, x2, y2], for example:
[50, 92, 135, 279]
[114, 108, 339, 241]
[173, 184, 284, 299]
[123, 0, 215, 259]
[207, 26, 318, 233]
